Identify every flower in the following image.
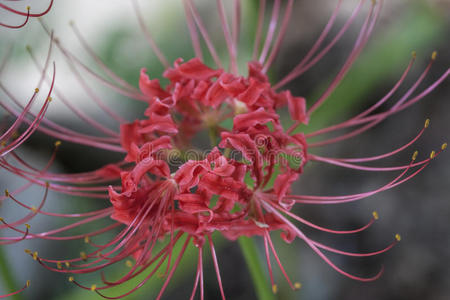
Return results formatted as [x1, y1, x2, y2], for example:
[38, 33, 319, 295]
[0, 0, 448, 299]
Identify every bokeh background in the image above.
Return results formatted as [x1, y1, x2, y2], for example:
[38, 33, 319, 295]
[0, 0, 449, 299]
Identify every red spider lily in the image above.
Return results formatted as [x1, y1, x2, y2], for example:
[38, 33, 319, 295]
[0, 0, 448, 299]
[0, 0, 53, 29]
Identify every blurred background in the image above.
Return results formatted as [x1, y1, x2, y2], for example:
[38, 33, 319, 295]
[0, 0, 449, 299]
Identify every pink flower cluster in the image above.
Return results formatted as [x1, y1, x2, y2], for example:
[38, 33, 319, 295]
[0, 0, 448, 299]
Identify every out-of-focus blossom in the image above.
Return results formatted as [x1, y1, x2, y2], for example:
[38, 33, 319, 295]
[0, 0, 448, 299]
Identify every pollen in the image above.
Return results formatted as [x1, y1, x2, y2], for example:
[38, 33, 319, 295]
[80, 251, 88, 261]
[294, 282, 302, 290]
[430, 151, 436, 160]
[411, 51, 416, 58]
[34, 88, 39, 93]
[47, 96, 53, 102]
[65, 261, 71, 268]
[32, 251, 38, 260]
[25, 224, 31, 229]
[125, 260, 133, 268]
[91, 284, 97, 291]
[56, 261, 62, 270]
[31, 206, 37, 213]
[24, 249, 31, 254]
[0, 217, 3, 222]
[395, 234, 401, 242]
[431, 51, 437, 60]
[4, 189, 9, 197]
[272, 284, 278, 294]
[442, 143, 447, 150]
[84, 236, 90, 244]
[54, 140, 62, 147]
[68, 276, 74, 282]
[424, 118, 430, 128]
[412, 151, 418, 161]
[26, 280, 30, 287]
[372, 211, 379, 220]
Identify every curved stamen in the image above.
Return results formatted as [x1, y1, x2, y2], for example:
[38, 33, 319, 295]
[0, 0, 53, 17]
[0, 5, 30, 29]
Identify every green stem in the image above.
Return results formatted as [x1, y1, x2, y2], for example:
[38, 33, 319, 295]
[0, 246, 23, 300]
[238, 236, 275, 300]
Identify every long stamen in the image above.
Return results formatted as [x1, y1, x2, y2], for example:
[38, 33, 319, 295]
[262, 0, 294, 73]
[258, 0, 280, 64]
[0, 0, 53, 17]
[217, 0, 238, 74]
[252, 0, 266, 60]
[264, 203, 384, 282]
[0, 5, 30, 29]
[183, 0, 203, 60]
[189, 247, 202, 300]
[307, 0, 379, 117]
[185, 0, 223, 68]
[131, 0, 169, 68]
[0, 280, 30, 299]
[208, 234, 226, 300]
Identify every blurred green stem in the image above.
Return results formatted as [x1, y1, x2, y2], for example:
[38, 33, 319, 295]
[0, 246, 22, 300]
[239, 236, 275, 300]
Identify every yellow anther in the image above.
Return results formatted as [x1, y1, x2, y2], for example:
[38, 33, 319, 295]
[272, 284, 278, 294]
[45, 182, 50, 188]
[395, 234, 401, 242]
[0, 217, 3, 222]
[32, 251, 38, 260]
[34, 88, 39, 93]
[125, 260, 133, 268]
[84, 236, 90, 244]
[424, 118, 430, 128]
[24, 249, 31, 254]
[430, 151, 436, 160]
[442, 143, 447, 150]
[4, 189, 9, 197]
[412, 151, 418, 161]
[68, 276, 74, 282]
[411, 51, 416, 58]
[0, 141, 6, 147]
[54, 140, 62, 147]
[56, 261, 62, 269]
[47, 96, 53, 102]
[294, 282, 302, 290]
[25, 224, 30, 229]
[80, 251, 87, 260]
[26, 280, 30, 287]
[431, 51, 437, 60]
[31, 206, 37, 213]
[26, 6, 30, 11]
[65, 261, 71, 268]
[372, 211, 379, 220]
[90, 284, 97, 291]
